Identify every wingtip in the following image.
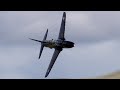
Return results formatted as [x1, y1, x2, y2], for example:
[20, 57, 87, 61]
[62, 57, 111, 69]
[63, 12, 66, 14]
[38, 56, 41, 59]
[45, 75, 47, 78]
[62, 12, 66, 19]
[45, 69, 50, 78]
[38, 55, 41, 60]
[29, 38, 34, 41]
[45, 73, 48, 78]
[29, 38, 32, 40]
[63, 12, 66, 16]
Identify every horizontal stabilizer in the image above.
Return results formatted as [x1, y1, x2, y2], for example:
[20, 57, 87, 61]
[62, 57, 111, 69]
[38, 29, 48, 59]
[39, 43, 44, 59]
[43, 29, 48, 41]
[29, 38, 42, 42]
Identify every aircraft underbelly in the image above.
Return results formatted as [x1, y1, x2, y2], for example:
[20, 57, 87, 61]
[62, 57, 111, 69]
[45, 44, 56, 48]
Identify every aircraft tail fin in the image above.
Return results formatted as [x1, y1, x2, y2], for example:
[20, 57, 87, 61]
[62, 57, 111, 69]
[39, 29, 48, 59]
[29, 29, 48, 59]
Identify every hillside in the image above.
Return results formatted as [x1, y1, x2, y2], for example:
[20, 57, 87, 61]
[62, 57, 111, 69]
[94, 71, 120, 79]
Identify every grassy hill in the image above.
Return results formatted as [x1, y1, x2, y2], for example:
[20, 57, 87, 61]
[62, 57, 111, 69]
[94, 71, 120, 79]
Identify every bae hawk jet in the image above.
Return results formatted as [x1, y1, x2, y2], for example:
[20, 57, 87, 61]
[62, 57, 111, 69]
[29, 12, 74, 78]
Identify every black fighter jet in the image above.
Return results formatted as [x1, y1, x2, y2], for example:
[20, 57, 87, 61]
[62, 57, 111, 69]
[29, 12, 74, 78]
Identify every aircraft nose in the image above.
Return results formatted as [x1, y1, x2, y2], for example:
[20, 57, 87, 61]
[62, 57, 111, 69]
[73, 43, 75, 47]
[71, 43, 74, 47]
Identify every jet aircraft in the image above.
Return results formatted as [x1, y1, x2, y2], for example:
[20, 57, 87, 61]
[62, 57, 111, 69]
[29, 12, 74, 77]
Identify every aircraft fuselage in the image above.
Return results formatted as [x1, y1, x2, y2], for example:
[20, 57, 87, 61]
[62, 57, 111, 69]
[43, 39, 74, 49]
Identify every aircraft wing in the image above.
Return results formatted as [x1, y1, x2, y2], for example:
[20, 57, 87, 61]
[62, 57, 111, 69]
[58, 12, 66, 40]
[45, 48, 62, 77]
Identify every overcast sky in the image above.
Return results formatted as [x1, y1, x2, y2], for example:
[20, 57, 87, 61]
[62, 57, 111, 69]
[0, 11, 120, 79]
